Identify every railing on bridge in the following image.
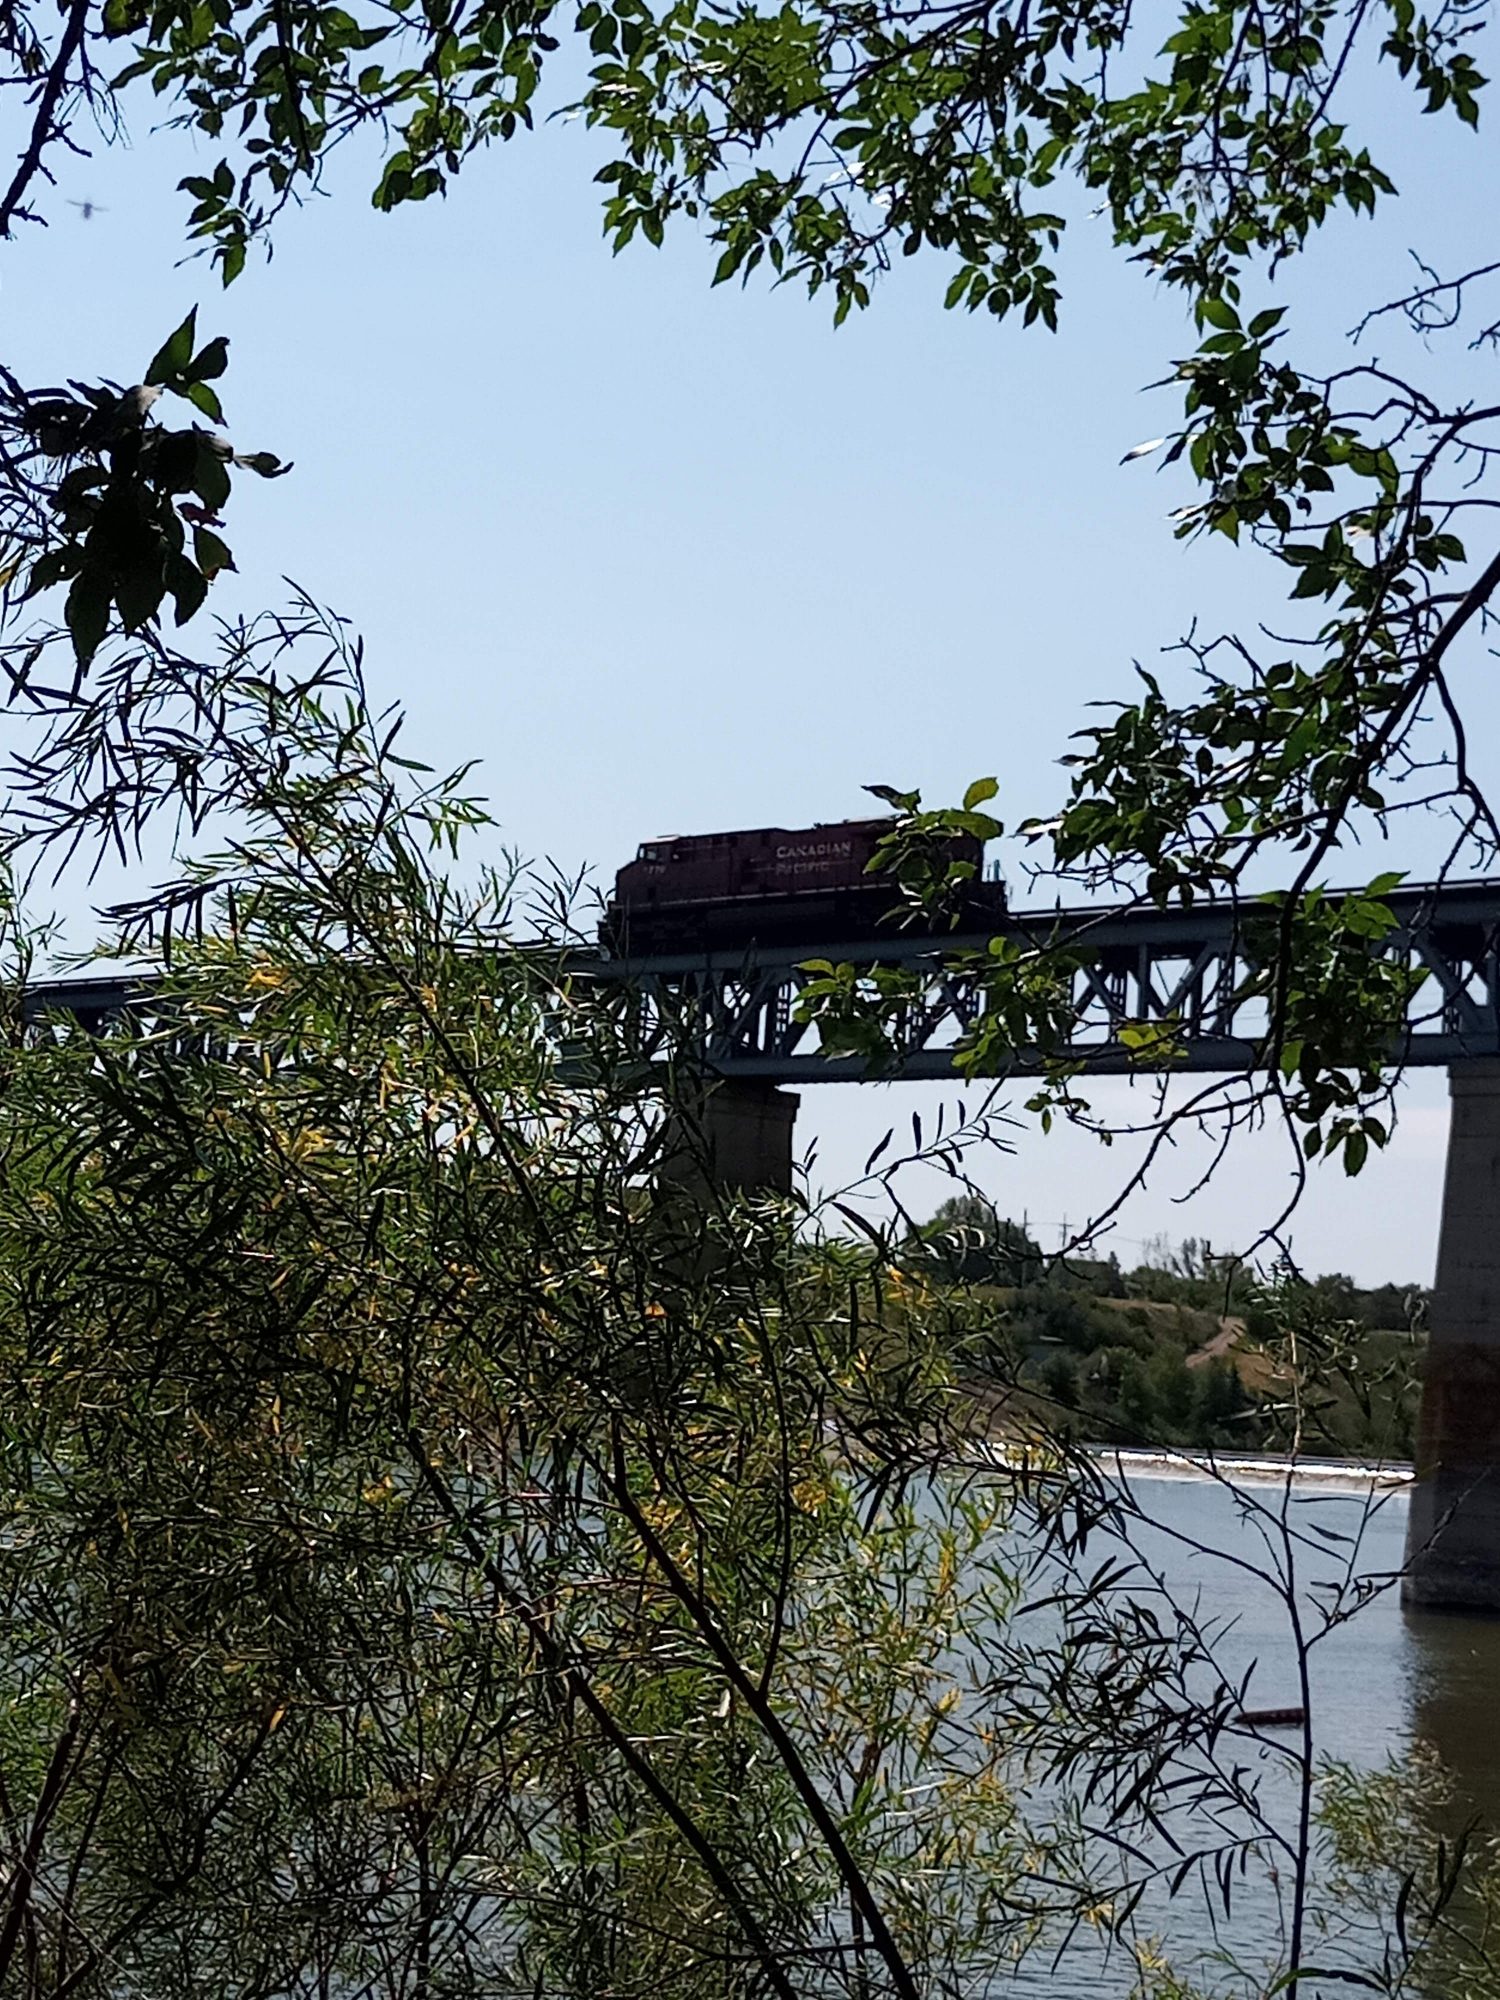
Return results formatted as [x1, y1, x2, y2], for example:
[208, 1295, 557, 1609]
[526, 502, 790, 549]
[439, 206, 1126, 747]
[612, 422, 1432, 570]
[18, 880, 1500, 1082]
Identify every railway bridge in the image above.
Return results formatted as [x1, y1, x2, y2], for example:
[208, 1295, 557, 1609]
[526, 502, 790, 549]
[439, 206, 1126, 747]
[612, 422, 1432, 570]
[21, 877, 1500, 1613]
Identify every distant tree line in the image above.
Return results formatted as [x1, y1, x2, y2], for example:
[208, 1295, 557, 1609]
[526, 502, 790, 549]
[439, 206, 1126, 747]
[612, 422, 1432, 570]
[901, 1197, 1426, 1459]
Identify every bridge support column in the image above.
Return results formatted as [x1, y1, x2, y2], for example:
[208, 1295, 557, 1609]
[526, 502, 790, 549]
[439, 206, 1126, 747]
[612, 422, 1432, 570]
[1404, 1060, 1500, 1613]
[662, 1079, 800, 1196]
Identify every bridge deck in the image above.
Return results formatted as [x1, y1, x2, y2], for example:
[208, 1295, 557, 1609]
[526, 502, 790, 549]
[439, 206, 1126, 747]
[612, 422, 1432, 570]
[18, 879, 1500, 1082]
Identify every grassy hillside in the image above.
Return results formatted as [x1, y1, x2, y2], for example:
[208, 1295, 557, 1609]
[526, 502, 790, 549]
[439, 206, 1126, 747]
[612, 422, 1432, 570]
[897, 1204, 1426, 1460]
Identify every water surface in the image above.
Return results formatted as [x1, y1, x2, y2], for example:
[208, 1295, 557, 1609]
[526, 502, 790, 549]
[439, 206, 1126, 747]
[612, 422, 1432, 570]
[985, 1466, 1500, 1996]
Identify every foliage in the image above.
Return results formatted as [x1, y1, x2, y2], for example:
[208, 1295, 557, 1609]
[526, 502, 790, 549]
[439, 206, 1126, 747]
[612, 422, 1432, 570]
[0, 2, 1491, 1989]
[897, 1209, 1425, 1458]
[0, 629, 1046, 1999]
[40, 0, 1484, 338]
[1246, 1269, 1426, 1461]
[0, 0, 1494, 1204]
[1, 314, 288, 669]
[800, 791, 1434, 1187]
[1317, 1750, 1500, 1997]
[903, 1194, 1043, 1287]
[0, 629, 1469, 1999]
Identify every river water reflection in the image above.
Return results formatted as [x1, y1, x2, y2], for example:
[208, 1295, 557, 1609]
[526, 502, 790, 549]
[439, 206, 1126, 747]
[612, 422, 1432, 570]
[990, 1465, 1500, 1997]
[1107, 1469, 1500, 1815]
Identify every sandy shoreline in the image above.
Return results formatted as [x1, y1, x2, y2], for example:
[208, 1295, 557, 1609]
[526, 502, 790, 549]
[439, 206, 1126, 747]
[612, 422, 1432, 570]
[1086, 1445, 1413, 1492]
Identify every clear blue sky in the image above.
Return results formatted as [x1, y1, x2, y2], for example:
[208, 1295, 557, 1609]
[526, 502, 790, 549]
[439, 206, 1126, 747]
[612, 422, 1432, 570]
[5, 48, 1494, 1283]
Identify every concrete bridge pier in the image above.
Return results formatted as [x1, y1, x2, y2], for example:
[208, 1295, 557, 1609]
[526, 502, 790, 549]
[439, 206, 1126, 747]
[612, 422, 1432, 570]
[661, 1078, 800, 1197]
[1404, 1060, 1500, 1612]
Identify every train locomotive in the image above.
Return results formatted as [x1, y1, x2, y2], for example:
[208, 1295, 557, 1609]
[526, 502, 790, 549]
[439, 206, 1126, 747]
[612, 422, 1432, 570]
[604, 815, 1000, 953]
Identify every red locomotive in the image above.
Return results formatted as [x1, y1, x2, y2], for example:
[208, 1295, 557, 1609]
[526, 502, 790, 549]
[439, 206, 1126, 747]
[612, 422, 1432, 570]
[605, 816, 999, 952]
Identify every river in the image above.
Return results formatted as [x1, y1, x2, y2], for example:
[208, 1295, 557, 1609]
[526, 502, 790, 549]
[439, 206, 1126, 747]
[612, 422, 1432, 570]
[982, 1462, 1500, 1998]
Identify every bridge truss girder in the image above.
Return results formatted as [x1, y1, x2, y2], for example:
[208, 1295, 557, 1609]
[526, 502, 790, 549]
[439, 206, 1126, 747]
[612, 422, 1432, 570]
[583, 882, 1500, 1083]
[18, 882, 1500, 1083]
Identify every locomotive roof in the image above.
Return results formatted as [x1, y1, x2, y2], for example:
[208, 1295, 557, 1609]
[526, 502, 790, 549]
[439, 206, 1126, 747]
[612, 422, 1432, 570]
[643, 816, 896, 843]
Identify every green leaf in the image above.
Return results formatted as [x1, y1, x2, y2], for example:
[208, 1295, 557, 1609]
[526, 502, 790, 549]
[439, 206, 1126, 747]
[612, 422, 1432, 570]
[193, 526, 235, 579]
[186, 380, 225, 424]
[146, 309, 199, 386]
[115, 556, 166, 632]
[1263, 1970, 1379, 1996]
[954, 810, 1003, 841]
[188, 335, 230, 383]
[22, 548, 75, 600]
[193, 443, 232, 512]
[167, 555, 209, 626]
[962, 776, 999, 811]
[943, 268, 971, 310]
[155, 427, 200, 493]
[64, 568, 112, 666]
[372, 151, 414, 211]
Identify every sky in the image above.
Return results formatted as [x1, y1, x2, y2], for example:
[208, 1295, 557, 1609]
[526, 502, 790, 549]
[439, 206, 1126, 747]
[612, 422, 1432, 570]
[4, 35, 1496, 1284]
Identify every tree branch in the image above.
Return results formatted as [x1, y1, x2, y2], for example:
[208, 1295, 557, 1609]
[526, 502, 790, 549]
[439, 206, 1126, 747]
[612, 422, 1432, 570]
[0, 0, 92, 237]
[0, 1704, 82, 1986]
[404, 1426, 805, 2000]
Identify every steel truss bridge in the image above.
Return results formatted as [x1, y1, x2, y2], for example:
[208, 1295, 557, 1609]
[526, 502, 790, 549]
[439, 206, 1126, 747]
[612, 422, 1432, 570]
[20, 879, 1500, 1083]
